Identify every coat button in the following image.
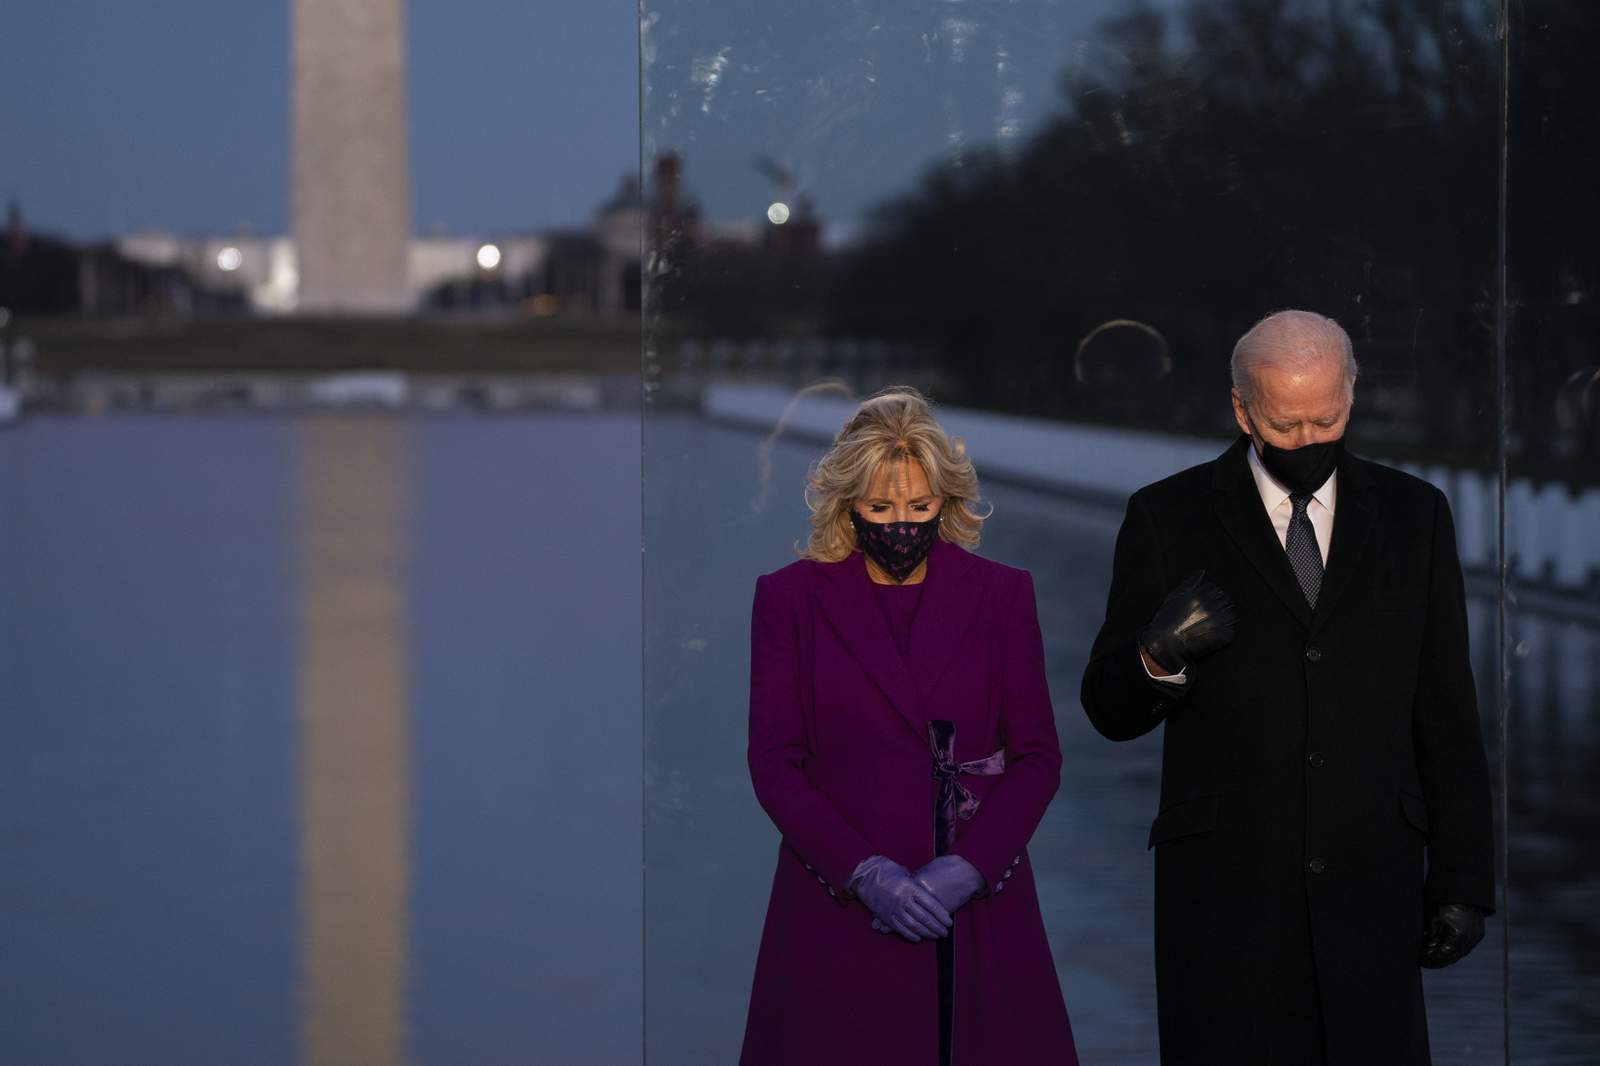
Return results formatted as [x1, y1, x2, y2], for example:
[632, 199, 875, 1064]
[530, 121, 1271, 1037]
[1308, 858, 1327, 874]
[1308, 752, 1326, 768]
[1305, 647, 1323, 663]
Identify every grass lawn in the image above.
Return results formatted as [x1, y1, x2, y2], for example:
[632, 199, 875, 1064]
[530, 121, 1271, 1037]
[23, 314, 640, 376]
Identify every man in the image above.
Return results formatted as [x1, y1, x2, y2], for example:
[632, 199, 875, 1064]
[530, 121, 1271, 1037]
[1080, 310, 1495, 1065]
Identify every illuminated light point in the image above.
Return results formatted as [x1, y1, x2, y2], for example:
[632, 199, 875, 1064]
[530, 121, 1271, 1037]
[767, 202, 791, 225]
[476, 243, 503, 271]
[217, 247, 244, 272]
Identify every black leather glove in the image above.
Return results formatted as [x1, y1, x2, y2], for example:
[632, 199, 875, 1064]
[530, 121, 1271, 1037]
[1420, 903, 1486, 969]
[1139, 571, 1238, 673]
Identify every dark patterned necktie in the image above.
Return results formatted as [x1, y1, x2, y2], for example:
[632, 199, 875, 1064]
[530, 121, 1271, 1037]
[1286, 492, 1324, 608]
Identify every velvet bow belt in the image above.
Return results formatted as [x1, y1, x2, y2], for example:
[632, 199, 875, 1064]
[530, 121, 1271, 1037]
[928, 719, 1006, 854]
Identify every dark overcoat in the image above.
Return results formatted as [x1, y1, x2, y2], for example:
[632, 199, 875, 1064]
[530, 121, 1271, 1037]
[1080, 436, 1495, 1066]
[741, 538, 1078, 1066]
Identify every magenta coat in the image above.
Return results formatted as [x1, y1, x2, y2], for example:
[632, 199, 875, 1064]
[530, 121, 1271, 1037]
[740, 538, 1078, 1065]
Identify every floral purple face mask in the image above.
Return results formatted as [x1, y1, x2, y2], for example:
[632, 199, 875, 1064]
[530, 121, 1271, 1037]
[849, 509, 941, 582]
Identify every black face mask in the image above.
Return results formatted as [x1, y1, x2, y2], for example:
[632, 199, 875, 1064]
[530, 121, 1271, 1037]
[850, 509, 940, 583]
[1246, 413, 1345, 495]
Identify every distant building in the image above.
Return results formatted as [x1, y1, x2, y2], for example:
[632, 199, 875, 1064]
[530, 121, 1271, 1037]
[117, 173, 645, 316]
[119, 232, 301, 313]
[101, 154, 809, 317]
[593, 173, 645, 312]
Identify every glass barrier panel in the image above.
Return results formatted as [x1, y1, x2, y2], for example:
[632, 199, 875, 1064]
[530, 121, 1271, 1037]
[1504, 2, 1600, 1060]
[642, 1, 1509, 1062]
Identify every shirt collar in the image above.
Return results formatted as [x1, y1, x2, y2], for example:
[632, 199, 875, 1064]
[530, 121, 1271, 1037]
[1245, 437, 1338, 515]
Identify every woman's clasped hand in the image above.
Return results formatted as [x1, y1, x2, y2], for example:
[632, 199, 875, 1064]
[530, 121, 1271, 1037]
[855, 854, 987, 940]
[849, 855, 953, 942]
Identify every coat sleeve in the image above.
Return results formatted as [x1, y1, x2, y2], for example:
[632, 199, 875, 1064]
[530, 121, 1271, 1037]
[747, 572, 878, 893]
[1080, 492, 1190, 742]
[949, 571, 1063, 891]
[1412, 491, 1497, 913]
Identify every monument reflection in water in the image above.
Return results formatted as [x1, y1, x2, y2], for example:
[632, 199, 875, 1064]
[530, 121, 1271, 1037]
[0, 412, 642, 1065]
[295, 418, 412, 1065]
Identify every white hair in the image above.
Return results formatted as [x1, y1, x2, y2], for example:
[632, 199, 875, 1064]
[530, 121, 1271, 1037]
[1230, 310, 1359, 403]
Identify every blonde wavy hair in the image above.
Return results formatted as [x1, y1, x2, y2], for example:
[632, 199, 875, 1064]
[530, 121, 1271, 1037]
[801, 386, 991, 561]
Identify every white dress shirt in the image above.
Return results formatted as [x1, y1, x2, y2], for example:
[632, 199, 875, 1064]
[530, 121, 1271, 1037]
[1245, 441, 1337, 566]
[1142, 441, 1338, 686]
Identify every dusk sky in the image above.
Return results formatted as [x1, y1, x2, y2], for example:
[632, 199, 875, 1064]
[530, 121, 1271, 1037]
[2, 0, 637, 239]
[3, 0, 1145, 241]
[642, 0, 1130, 237]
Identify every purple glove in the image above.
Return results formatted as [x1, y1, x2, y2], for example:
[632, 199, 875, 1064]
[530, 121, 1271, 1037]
[914, 855, 986, 912]
[872, 856, 986, 935]
[849, 855, 952, 942]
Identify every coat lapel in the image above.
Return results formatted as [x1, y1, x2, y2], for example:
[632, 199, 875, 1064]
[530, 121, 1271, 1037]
[906, 539, 986, 704]
[815, 549, 926, 737]
[1212, 436, 1314, 630]
[1309, 451, 1377, 638]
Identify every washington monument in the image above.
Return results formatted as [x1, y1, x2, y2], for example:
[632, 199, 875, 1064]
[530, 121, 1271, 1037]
[293, 0, 412, 313]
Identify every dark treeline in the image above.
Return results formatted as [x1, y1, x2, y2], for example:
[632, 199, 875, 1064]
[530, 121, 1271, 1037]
[1504, 3, 1600, 478]
[837, 0, 1502, 449]
[662, 0, 1598, 483]
[0, 231, 244, 318]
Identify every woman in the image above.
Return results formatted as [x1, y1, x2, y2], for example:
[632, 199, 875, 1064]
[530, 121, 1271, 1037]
[740, 387, 1078, 1066]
